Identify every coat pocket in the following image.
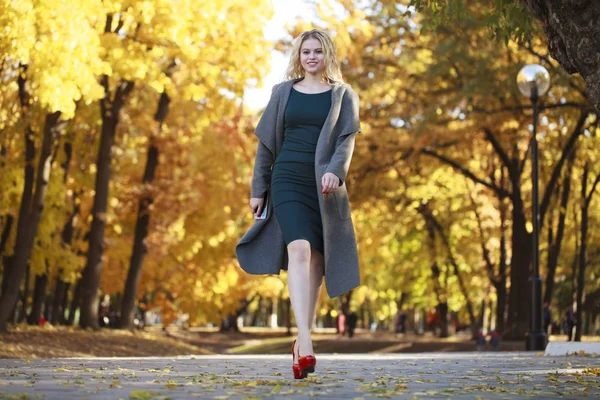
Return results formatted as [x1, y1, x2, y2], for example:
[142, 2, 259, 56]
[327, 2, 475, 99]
[332, 185, 352, 220]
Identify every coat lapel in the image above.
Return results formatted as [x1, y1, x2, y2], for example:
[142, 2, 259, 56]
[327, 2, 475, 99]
[275, 80, 294, 155]
[315, 83, 345, 166]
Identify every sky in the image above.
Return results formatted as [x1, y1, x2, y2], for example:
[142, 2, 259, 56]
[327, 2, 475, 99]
[243, 0, 316, 111]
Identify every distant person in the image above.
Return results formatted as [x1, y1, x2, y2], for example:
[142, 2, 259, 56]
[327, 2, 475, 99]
[347, 312, 358, 338]
[543, 301, 552, 335]
[563, 307, 576, 341]
[235, 28, 362, 380]
[337, 312, 346, 336]
[489, 330, 500, 351]
[476, 329, 486, 351]
[399, 311, 407, 334]
[426, 309, 436, 332]
[394, 310, 407, 334]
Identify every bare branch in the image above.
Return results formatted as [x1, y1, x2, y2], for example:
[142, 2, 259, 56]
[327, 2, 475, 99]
[585, 173, 600, 205]
[421, 148, 511, 198]
[483, 128, 512, 173]
[469, 191, 499, 286]
[471, 102, 586, 115]
[540, 110, 589, 223]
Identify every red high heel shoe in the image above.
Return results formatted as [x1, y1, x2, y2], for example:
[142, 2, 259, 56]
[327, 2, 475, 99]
[291, 340, 306, 379]
[298, 353, 316, 376]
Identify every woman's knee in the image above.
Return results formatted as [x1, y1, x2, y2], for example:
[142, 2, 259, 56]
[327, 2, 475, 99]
[288, 240, 311, 264]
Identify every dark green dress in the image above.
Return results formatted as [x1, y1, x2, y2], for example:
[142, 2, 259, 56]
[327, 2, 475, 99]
[271, 87, 332, 256]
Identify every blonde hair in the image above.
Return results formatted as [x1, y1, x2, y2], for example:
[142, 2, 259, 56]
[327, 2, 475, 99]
[284, 29, 343, 84]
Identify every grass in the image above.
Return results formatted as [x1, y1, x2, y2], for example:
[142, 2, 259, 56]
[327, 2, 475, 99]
[0, 325, 211, 359]
[1, 324, 597, 359]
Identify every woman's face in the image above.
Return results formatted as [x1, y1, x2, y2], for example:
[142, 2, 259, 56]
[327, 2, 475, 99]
[300, 38, 325, 75]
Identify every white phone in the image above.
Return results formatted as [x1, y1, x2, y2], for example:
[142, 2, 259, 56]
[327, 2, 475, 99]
[254, 194, 269, 220]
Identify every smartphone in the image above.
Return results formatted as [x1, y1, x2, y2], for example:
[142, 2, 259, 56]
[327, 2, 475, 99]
[254, 194, 269, 220]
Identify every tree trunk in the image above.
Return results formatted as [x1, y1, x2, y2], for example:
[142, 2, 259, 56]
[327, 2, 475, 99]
[0, 104, 62, 331]
[28, 273, 48, 325]
[544, 151, 574, 304]
[437, 302, 449, 338]
[412, 207, 442, 337]
[67, 279, 82, 326]
[487, 299, 494, 332]
[117, 142, 158, 329]
[506, 182, 532, 340]
[219, 294, 257, 332]
[478, 299, 486, 332]
[265, 298, 274, 327]
[575, 167, 589, 342]
[429, 213, 478, 337]
[43, 292, 52, 322]
[60, 282, 71, 325]
[17, 262, 31, 323]
[496, 194, 508, 335]
[495, 280, 507, 335]
[2, 256, 15, 322]
[0, 68, 34, 331]
[575, 165, 600, 341]
[276, 293, 284, 328]
[118, 93, 168, 329]
[51, 277, 68, 325]
[522, 0, 600, 111]
[52, 191, 79, 326]
[79, 78, 134, 329]
[49, 139, 76, 326]
[0, 215, 15, 296]
[418, 203, 449, 337]
[0, 215, 14, 269]
[250, 295, 262, 327]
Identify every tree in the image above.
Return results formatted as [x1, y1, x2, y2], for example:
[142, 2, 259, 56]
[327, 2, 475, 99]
[409, 0, 600, 111]
[575, 161, 599, 341]
[117, 93, 165, 329]
[0, 0, 105, 332]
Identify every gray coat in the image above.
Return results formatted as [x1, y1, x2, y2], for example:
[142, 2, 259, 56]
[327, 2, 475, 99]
[235, 78, 361, 299]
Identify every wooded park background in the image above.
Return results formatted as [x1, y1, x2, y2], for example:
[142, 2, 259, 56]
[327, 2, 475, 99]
[0, 0, 598, 342]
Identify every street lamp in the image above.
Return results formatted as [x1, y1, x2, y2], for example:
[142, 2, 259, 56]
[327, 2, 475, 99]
[517, 64, 550, 351]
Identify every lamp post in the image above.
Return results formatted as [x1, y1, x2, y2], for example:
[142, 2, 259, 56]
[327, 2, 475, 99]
[517, 64, 550, 351]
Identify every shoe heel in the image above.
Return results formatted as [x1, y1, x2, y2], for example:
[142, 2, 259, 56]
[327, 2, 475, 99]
[291, 340, 306, 379]
[298, 354, 316, 376]
[293, 364, 306, 379]
[302, 365, 315, 374]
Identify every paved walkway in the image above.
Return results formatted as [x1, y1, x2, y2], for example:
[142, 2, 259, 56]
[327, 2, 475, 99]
[1, 352, 599, 399]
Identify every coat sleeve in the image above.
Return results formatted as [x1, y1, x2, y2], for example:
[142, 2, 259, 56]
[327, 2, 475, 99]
[251, 141, 272, 198]
[251, 83, 281, 198]
[325, 87, 361, 185]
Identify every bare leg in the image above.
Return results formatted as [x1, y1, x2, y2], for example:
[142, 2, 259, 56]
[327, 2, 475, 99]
[307, 249, 324, 349]
[287, 239, 312, 358]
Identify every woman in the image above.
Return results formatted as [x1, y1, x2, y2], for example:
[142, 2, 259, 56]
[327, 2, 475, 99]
[235, 29, 361, 379]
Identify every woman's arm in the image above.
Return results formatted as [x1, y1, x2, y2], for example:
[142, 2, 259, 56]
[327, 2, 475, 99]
[325, 132, 357, 186]
[324, 87, 361, 186]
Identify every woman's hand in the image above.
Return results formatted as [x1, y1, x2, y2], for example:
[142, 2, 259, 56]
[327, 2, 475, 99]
[321, 172, 340, 194]
[250, 197, 265, 216]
